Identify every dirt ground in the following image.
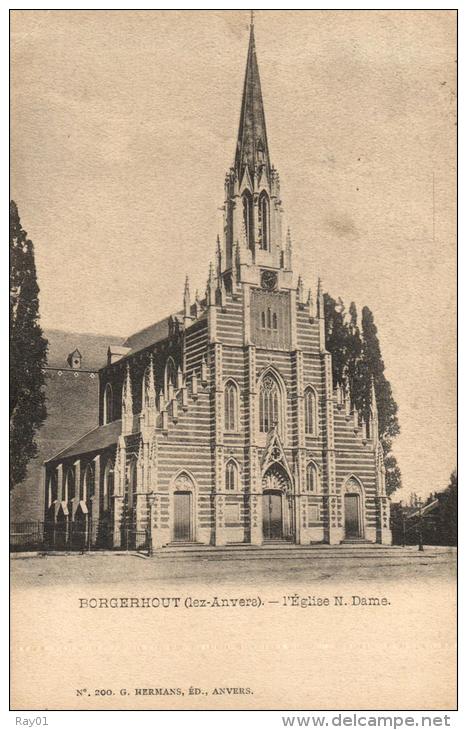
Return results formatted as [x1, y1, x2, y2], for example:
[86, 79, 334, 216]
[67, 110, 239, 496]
[11, 545, 456, 588]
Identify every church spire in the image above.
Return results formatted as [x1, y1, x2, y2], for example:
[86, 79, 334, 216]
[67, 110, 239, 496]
[234, 15, 270, 181]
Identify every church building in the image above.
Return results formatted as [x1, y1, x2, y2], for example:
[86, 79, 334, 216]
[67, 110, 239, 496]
[44, 20, 391, 550]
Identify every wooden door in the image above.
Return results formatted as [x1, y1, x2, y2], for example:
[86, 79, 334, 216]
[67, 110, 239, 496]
[262, 491, 283, 540]
[173, 491, 192, 541]
[344, 494, 360, 538]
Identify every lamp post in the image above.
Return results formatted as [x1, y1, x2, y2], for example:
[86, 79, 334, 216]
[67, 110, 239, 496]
[147, 492, 156, 557]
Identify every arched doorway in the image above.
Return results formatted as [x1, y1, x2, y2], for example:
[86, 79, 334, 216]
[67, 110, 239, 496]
[343, 476, 365, 539]
[171, 472, 197, 543]
[262, 464, 291, 541]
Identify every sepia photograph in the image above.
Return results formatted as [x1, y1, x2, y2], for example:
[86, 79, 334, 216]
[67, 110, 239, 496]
[10, 9, 457, 712]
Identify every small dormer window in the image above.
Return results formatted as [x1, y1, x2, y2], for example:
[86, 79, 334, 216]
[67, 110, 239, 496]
[67, 349, 82, 370]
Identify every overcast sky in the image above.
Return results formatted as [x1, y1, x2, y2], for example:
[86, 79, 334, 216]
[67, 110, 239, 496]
[11, 10, 456, 502]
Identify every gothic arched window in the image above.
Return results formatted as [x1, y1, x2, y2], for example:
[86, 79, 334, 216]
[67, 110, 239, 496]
[258, 191, 270, 251]
[304, 386, 318, 435]
[104, 383, 113, 424]
[224, 380, 239, 432]
[165, 357, 177, 394]
[306, 462, 319, 492]
[82, 463, 94, 502]
[242, 190, 254, 250]
[259, 374, 281, 434]
[103, 459, 114, 513]
[65, 467, 75, 503]
[225, 460, 238, 491]
[47, 472, 58, 508]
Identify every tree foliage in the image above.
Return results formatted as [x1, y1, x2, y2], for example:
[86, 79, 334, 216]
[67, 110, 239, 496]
[436, 470, 457, 546]
[324, 293, 401, 494]
[10, 201, 48, 490]
[391, 470, 457, 546]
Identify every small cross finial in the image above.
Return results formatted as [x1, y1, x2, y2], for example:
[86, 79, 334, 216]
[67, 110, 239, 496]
[250, 10, 254, 27]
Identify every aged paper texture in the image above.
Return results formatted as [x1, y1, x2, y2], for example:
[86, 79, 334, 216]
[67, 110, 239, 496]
[10, 9, 456, 711]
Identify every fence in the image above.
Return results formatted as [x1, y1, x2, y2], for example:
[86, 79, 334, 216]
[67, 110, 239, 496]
[10, 520, 150, 554]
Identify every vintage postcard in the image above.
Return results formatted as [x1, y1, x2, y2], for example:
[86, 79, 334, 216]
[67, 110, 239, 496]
[10, 9, 457, 711]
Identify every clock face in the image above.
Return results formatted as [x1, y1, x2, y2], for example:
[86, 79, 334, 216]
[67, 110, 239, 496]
[261, 270, 277, 291]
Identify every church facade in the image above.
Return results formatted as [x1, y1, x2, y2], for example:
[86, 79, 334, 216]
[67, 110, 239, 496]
[44, 21, 391, 550]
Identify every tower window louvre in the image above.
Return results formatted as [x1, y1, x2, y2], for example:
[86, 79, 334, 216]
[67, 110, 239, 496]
[242, 190, 254, 250]
[258, 191, 270, 251]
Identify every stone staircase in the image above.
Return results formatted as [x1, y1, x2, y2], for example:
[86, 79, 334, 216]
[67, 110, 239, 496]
[155, 542, 440, 561]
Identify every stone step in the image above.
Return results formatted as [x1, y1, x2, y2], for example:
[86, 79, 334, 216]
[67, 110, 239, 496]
[154, 543, 441, 559]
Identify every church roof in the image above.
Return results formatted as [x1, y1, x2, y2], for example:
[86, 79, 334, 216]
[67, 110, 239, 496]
[121, 310, 185, 356]
[45, 329, 125, 369]
[122, 316, 172, 354]
[235, 20, 270, 181]
[46, 420, 122, 463]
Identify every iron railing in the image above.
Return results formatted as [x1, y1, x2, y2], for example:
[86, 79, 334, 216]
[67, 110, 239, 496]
[10, 520, 150, 554]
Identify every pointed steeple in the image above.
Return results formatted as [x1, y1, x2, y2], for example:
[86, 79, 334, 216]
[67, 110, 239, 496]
[146, 354, 156, 408]
[194, 289, 202, 318]
[317, 277, 324, 318]
[297, 275, 304, 304]
[216, 235, 222, 276]
[317, 277, 326, 352]
[183, 275, 190, 308]
[206, 262, 216, 306]
[183, 275, 192, 327]
[235, 16, 270, 181]
[122, 363, 133, 435]
[306, 288, 315, 319]
[285, 227, 293, 269]
[122, 363, 133, 414]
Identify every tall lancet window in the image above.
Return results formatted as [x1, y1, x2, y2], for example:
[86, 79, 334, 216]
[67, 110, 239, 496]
[103, 459, 114, 513]
[224, 380, 239, 432]
[242, 190, 254, 250]
[258, 191, 270, 251]
[82, 463, 95, 503]
[306, 462, 319, 493]
[165, 357, 177, 395]
[259, 374, 281, 434]
[65, 467, 75, 503]
[225, 460, 238, 491]
[103, 383, 113, 424]
[304, 386, 318, 435]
